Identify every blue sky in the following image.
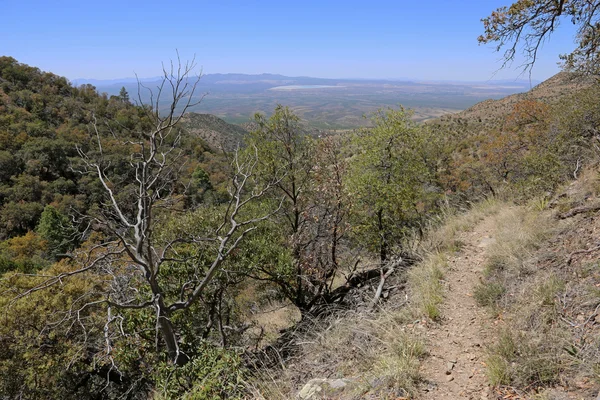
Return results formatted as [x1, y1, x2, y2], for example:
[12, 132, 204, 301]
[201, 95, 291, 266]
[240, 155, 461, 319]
[1, 0, 578, 81]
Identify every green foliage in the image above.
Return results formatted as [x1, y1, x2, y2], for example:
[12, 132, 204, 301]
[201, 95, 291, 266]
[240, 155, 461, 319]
[242, 107, 354, 312]
[154, 344, 246, 400]
[444, 95, 597, 200]
[0, 201, 45, 239]
[0, 231, 49, 273]
[246, 106, 313, 226]
[36, 205, 76, 258]
[0, 57, 256, 397]
[479, 0, 600, 75]
[347, 107, 439, 261]
[118, 86, 130, 103]
[186, 165, 216, 206]
[0, 261, 108, 399]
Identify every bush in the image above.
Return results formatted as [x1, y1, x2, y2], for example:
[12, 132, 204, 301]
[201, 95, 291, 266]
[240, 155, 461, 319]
[154, 344, 247, 400]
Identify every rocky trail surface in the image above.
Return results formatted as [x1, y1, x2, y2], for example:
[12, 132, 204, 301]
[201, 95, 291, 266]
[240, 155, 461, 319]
[419, 217, 495, 400]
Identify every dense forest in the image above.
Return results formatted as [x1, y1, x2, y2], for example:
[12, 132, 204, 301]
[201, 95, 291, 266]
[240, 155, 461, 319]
[1, 48, 600, 399]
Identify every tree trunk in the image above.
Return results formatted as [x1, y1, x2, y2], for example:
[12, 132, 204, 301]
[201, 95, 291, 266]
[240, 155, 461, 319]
[377, 208, 388, 264]
[156, 296, 188, 366]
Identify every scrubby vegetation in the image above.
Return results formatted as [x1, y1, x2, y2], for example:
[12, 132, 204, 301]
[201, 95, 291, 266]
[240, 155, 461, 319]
[2, 37, 600, 399]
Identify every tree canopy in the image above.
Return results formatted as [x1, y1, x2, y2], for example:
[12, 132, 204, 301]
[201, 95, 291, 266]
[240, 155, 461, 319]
[479, 0, 600, 75]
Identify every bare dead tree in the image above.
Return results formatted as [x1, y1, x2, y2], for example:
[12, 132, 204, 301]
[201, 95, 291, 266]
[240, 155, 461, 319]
[10, 56, 279, 367]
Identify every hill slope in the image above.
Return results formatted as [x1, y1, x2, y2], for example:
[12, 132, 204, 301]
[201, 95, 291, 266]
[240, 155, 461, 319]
[439, 72, 594, 126]
[179, 112, 249, 151]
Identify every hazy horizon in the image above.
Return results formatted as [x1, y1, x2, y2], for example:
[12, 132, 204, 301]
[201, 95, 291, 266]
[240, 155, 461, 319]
[69, 71, 544, 83]
[69, 71, 543, 86]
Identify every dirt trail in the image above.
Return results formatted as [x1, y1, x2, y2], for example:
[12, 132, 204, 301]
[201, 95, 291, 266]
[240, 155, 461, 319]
[419, 217, 495, 400]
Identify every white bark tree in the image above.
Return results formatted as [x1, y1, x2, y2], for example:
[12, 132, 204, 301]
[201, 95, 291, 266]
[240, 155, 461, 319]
[14, 56, 277, 366]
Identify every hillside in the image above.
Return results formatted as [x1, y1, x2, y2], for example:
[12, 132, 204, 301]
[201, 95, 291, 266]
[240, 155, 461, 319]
[244, 75, 600, 399]
[439, 72, 595, 126]
[258, 174, 600, 399]
[179, 112, 249, 151]
[3, 57, 600, 400]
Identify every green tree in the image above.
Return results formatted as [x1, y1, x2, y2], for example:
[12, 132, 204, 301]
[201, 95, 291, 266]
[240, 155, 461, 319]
[242, 105, 354, 315]
[36, 205, 76, 259]
[347, 107, 437, 264]
[0, 231, 48, 273]
[479, 0, 600, 75]
[244, 106, 317, 311]
[118, 86, 130, 103]
[186, 165, 214, 206]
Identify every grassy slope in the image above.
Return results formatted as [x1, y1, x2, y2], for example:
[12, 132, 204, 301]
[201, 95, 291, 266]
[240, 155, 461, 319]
[474, 168, 600, 398]
[254, 172, 600, 398]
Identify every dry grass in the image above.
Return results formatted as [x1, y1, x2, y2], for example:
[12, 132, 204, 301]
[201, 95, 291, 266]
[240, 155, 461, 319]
[246, 309, 426, 399]
[406, 253, 446, 321]
[247, 199, 564, 398]
[408, 198, 507, 321]
[552, 165, 600, 214]
[245, 303, 301, 348]
[417, 197, 502, 255]
[485, 327, 570, 388]
[476, 203, 576, 388]
[473, 281, 505, 309]
[484, 205, 553, 278]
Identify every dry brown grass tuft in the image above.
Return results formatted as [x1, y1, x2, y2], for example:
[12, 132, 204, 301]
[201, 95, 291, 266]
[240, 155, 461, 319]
[484, 205, 553, 278]
[552, 165, 600, 214]
[406, 253, 446, 321]
[477, 202, 577, 389]
[246, 308, 426, 399]
[417, 198, 502, 255]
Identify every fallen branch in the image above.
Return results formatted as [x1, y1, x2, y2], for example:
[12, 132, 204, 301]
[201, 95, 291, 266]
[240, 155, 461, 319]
[558, 203, 600, 219]
[567, 243, 600, 265]
[369, 267, 395, 310]
[369, 257, 403, 310]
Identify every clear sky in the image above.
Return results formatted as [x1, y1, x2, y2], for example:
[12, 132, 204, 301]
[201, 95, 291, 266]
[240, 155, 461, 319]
[1, 0, 579, 82]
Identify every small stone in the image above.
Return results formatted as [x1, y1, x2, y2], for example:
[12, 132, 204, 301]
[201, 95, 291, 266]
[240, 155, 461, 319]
[297, 378, 355, 399]
[446, 362, 455, 373]
[446, 375, 454, 382]
[481, 386, 490, 400]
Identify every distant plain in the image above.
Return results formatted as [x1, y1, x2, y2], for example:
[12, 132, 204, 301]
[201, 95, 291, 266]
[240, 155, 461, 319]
[88, 73, 537, 129]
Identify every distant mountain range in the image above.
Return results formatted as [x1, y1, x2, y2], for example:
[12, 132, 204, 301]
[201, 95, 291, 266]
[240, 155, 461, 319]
[72, 73, 544, 129]
[72, 73, 541, 88]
